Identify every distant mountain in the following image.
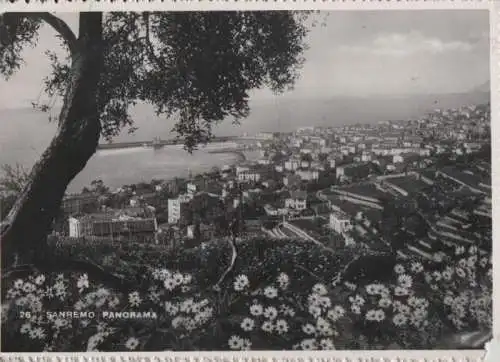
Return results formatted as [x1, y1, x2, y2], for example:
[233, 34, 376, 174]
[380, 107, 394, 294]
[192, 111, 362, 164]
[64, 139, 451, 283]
[0, 86, 491, 150]
[233, 89, 491, 133]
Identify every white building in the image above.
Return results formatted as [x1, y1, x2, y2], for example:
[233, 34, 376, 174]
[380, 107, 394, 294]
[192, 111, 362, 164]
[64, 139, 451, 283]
[238, 170, 262, 183]
[187, 182, 198, 194]
[168, 194, 192, 224]
[361, 152, 372, 162]
[296, 169, 320, 181]
[69, 217, 83, 238]
[285, 191, 308, 210]
[236, 166, 250, 174]
[393, 155, 404, 163]
[256, 132, 275, 140]
[329, 211, 352, 234]
[284, 160, 300, 171]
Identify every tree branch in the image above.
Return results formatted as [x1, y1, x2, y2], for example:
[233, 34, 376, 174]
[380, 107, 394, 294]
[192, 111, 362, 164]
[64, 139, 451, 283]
[213, 236, 238, 292]
[29, 12, 78, 56]
[143, 12, 168, 70]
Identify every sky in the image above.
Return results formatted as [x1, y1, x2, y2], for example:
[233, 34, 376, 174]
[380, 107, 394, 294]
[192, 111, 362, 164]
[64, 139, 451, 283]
[0, 10, 490, 110]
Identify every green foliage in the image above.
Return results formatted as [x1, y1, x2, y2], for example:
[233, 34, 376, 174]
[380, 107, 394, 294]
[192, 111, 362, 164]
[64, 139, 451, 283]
[0, 163, 30, 194]
[2, 237, 492, 351]
[1, 12, 309, 150]
[0, 13, 42, 78]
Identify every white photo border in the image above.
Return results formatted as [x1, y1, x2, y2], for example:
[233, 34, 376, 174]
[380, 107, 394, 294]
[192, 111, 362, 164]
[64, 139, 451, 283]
[0, 0, 497, 361]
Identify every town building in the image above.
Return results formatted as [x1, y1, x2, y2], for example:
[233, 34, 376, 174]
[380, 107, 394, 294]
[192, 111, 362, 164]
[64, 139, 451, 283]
[62, 193, 99, 215]
[68, 213, 157, 241]
[285, 191, 308, 211]
[329, 211, 352, 234]
[167, 193, 193, 224]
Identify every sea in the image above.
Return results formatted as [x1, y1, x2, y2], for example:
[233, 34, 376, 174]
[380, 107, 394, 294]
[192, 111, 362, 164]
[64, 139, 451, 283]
[0, 90, 489, 194]
[0, 108, 260, 194]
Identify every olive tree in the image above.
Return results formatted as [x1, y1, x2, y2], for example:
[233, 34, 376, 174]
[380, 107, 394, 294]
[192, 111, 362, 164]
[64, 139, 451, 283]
[0, 11, 309, 267]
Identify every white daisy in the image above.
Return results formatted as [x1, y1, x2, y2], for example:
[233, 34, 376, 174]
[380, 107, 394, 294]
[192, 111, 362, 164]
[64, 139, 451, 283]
[29, 327, 46, 340]
[308, 305, 321, 318]
[263, 286, 278, 299]
[479, 257, 489, 268]
[410, 262, 423, 273]
[300, 338, 317, 350]
[233, 275, 250, 291]
[34, 274, 46, 286]
[180, 299, 194, 313]
[125, 337, 139, 350]
[277, 272, 289, 289]
[344, 282, 357, 291]
[365, 309, 377, 321]
[171, 316, 184, 329]
[312, 283, 328, 296]
[20, 323, 31, 334]
[394, 286, 409, 296]
[77, 274, 89, 292]
[241, 338, 252, 350]
[240, 318, 255, 332]
[261, 321, 274, 333]
[108, 297, 120, 309]
[354, 295, 365, 306]
[351, 304, 361, 315]
[394, 264, 405, 274]
[13, 279, 24, 289]
[182, 274, 193, 285]
[397, 274, 413, 289]
[172, 272, 184, 286]
[413, 308, 428, 320]
[264, 306, 278, 320]
[442, 269, 453, 281]
[249, 303, 263, 317]
[320, 338, 335, 350]
[164, 277, 176, 291]
[392, 313, 407, 326]
[365, 284, 378, 295]
[399, 304, 411, 315]
[456, 268, 466, 278]
[374, 309, 386, 322]
[275, 319, 289, 334]
[316, 317, 333, 336]
[128, 291, 142, 307]
[22, 282, 36, 294]
[228, 335, 243, 350]
[308, 293, 321, 306]
[378, 297, 392, 309]
[432, 271, 442, 281]
[319, 296, 332, 309]
[302, 323, 316, 335]
[327, 305, 345, 321]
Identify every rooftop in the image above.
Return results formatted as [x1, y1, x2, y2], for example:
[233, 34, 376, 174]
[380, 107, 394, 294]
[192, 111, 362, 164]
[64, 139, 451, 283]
[336, 183, 388, 200]
[288, 218, 327, 237]
[384, 176, 429, 193]
[440, 167, 489, 191]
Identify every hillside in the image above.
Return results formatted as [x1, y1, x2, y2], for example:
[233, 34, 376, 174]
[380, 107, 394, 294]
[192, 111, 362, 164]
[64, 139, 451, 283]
[1, 236, 492, 351]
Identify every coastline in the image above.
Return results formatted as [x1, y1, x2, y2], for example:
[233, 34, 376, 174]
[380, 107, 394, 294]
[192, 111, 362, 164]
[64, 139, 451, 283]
[65, 147, 259, 194]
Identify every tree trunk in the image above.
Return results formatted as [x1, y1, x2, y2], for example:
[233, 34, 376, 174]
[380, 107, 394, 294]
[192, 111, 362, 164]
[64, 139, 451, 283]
[1, 13, 104, 268]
